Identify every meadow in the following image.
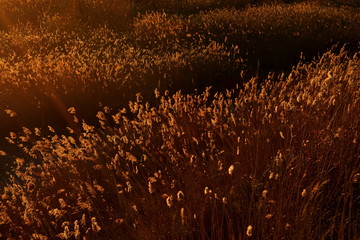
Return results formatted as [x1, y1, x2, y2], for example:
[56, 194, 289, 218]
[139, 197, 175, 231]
[0, 0, 359, 239]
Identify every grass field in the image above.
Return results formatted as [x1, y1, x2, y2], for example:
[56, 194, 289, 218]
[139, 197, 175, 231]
[0, 0, 359, 239]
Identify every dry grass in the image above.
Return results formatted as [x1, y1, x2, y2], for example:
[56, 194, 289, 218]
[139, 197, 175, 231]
[0, 48, 359, 239]
[131, 3, 360, 69]
[0, 24, 243, 138]
[0, 2, 359, 136]
[0, 0, 134, 30]
[0, 1, 359, 239]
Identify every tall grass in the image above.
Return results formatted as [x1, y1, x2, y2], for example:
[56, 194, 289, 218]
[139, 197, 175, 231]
[0, 24, 243, 138]
[0, 1, 359, 238]
[0, 0, 134, 30]
[1, 48, 359, 239]
[131, 3, 360, 69]
[1, 3, 359, 137]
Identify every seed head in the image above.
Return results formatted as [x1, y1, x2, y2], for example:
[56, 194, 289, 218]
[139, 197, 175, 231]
[301, 189, 306, 197]
[228, 165, 234, 175]
[177, 191, 185, 201]
[4, 109, 17, 117]
[91, 217, 101, 232]
[166, 196, 173, 208]
[246, 225, 253, 237]
[262, 190, 268, 198]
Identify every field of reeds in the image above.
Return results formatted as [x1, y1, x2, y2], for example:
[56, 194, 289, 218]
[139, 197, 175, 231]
[0, 0, 359, 239]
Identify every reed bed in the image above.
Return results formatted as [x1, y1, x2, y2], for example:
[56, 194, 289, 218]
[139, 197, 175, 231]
[1, 3, 359, 136]
[0, 1, 359, 239]
[1, 48, 359, 239]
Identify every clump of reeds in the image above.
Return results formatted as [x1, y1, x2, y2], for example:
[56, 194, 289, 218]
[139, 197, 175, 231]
[0, 48, 358, 239]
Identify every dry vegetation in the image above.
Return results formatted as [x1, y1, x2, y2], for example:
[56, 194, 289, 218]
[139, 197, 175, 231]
[0, 0, 359, 239]
[1, 48, 359, 239]
[1, 1, 359, 134]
